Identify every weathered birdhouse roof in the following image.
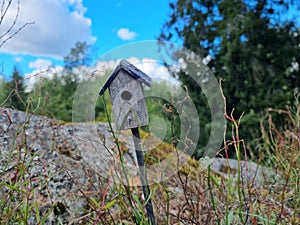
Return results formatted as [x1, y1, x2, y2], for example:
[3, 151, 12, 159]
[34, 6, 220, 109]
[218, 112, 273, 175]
[99, 59, 152, 96]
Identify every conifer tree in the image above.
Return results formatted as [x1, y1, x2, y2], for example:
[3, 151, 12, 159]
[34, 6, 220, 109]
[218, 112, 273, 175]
[159, 0, 300, 157]
[3, 66, 27, 111]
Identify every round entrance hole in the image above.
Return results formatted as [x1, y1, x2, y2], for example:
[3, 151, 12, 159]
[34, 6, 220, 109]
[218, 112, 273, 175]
[121, 90, 132, 101]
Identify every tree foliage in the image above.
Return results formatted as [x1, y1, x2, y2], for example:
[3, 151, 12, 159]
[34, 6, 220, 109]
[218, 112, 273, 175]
[29, 42, 109, 122]
[159, 0, 300, 156]
[63, 42, 91, 72]
[0, 66, 28, 111]
[29, 42, 91, 121]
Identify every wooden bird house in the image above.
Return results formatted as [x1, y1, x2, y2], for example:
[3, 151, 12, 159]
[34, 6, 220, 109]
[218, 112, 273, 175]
[99, 60, 152, 130]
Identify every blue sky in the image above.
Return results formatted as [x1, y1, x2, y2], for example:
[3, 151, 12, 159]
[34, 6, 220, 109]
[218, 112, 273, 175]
[0, 0, 171, 79]
[1, 0, 299, 81]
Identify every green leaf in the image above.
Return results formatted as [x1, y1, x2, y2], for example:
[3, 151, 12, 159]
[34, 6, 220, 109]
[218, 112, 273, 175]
[103, 199, 116, 210]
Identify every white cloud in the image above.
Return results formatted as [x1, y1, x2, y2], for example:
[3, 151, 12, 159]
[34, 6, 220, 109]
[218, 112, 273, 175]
[63, 0, 86, 14]
[29, 59, 53, 70]
[291, 62, 299, 72]
[202, 55, 212, 65]
[15, 57, 22, 63]
[24, 66, 64, 92]
[95, 60, 120, 72]
[128, 58, 178, 84]
[0, 0, 96, 58]
[24, 57, 179, 92]
[117, 28, 137, 41]
[95, 58, 178, 85]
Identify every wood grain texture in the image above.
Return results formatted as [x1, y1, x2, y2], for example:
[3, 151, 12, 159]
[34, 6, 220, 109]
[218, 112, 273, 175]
[109, 70, 149, 130]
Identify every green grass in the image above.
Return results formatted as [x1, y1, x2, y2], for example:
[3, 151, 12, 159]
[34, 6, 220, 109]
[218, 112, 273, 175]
[1, 87, 299, 224]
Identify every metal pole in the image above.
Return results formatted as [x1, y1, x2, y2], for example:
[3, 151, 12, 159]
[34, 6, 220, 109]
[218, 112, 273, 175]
[131, 127, 156, 225]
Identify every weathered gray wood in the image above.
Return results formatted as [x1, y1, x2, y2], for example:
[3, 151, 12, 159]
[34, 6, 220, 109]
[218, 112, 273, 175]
[109, 70, 149, 130]
[99, 59, 151, 96]
[98, 60, 155, 224]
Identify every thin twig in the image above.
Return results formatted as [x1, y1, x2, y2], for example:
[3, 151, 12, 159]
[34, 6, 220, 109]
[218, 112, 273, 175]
[0, 21, 35, 48]
[0, 0, 12, 25]
[0, 0, 35, 48]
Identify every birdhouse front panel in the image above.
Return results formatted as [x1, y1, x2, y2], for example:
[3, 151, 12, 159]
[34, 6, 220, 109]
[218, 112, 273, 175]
[109, 70, 149, 130]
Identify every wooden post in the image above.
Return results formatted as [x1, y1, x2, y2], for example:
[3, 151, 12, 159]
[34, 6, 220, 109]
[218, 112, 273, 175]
[99, 60, 156, 224]
[131, 127, 156, 225]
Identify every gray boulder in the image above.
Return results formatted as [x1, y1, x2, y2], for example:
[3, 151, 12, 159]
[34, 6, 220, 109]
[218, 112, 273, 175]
[0, 107, 136, 224]
[210, 157, 281, 186]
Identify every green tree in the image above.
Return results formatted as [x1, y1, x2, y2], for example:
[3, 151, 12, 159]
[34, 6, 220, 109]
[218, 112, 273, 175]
[1, 66, 28, 111]
[28, 75, 57, 117]
[159, 0, 300, 157]
[30, 42, 96, 121]
[64, 42, 91, 72]
[0, 76, 6, 103]
[144, 81, 181, 145]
